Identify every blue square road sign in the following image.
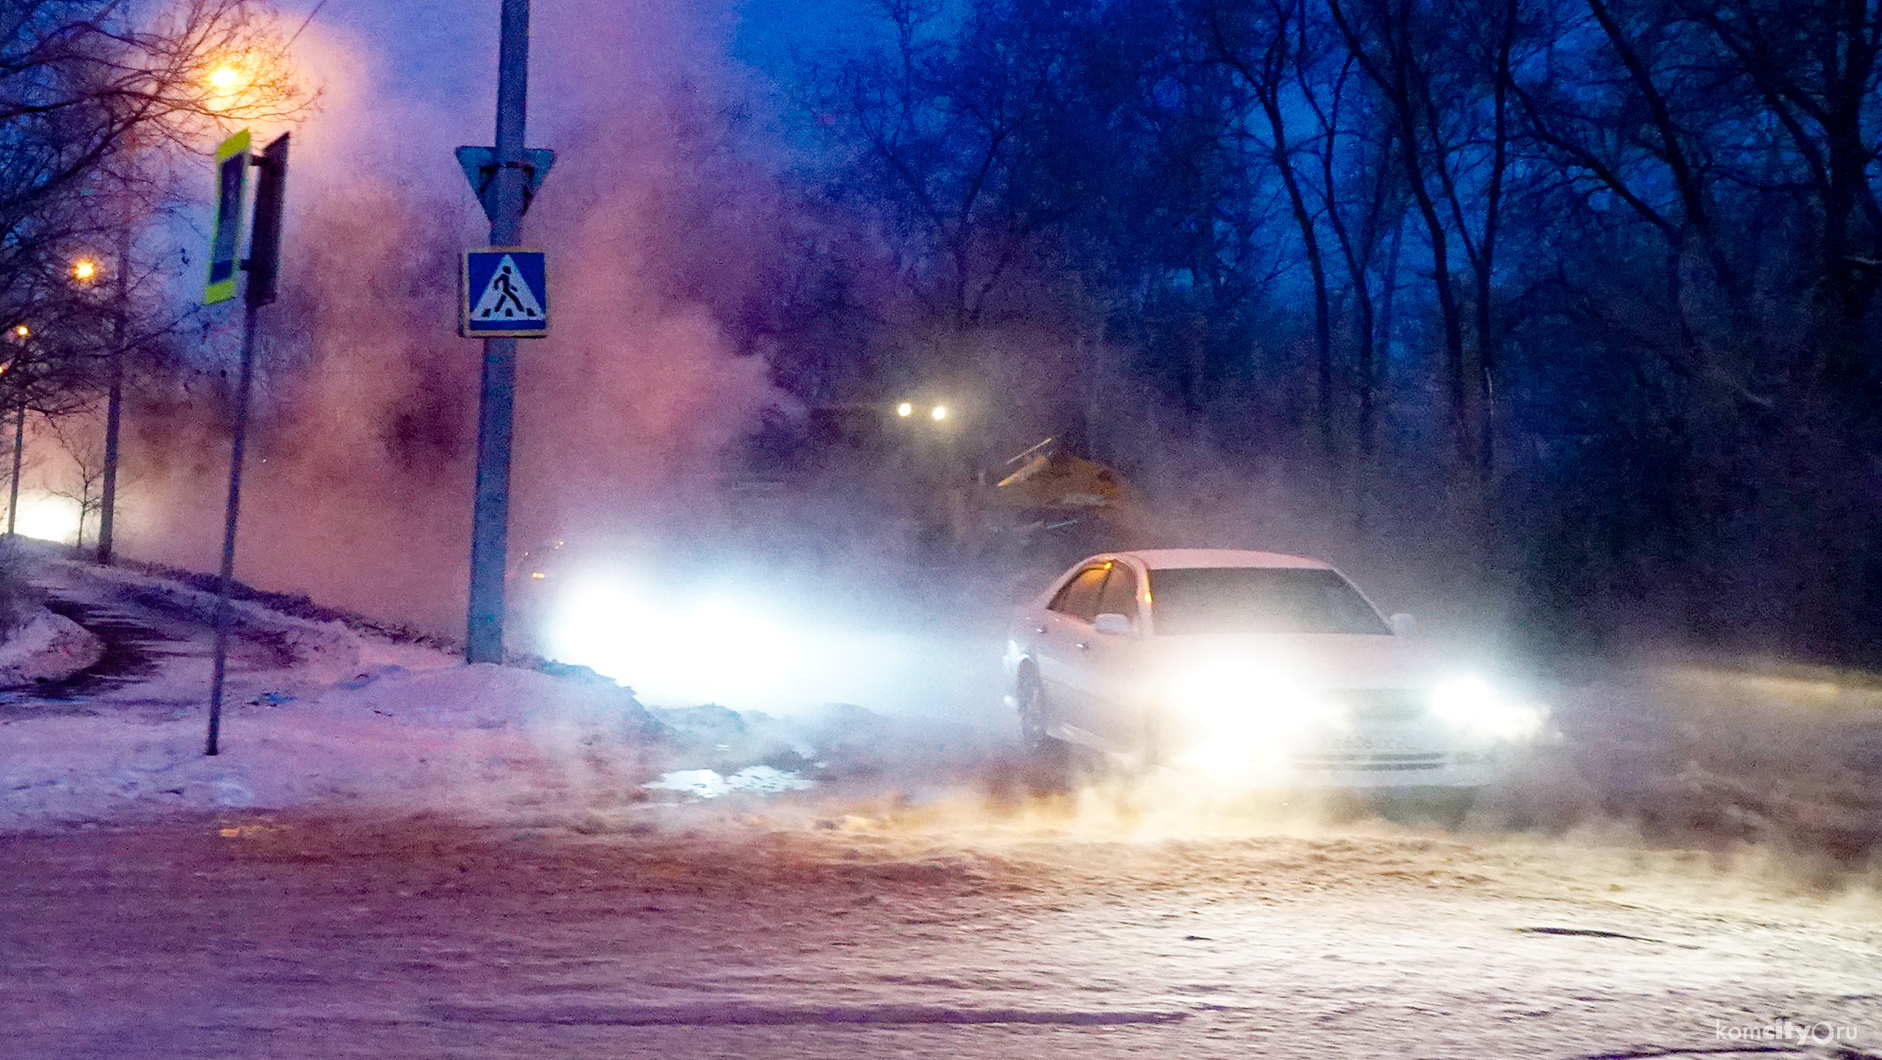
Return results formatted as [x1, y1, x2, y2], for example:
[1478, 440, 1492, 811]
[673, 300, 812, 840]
[462, 248, 548, 337]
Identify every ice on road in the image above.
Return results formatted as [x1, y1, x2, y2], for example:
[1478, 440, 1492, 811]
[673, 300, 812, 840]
[2, 815, 1876, 1059]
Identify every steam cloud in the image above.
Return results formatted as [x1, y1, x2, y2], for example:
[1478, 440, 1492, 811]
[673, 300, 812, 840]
[108, 1, 785, 638]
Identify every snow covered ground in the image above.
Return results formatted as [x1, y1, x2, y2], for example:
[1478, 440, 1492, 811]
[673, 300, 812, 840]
[1, 548, 1878, 1058]
[0, 546, 1006, 833]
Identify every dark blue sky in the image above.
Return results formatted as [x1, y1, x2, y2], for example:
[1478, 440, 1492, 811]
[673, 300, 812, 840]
[287, 0, 876, 124]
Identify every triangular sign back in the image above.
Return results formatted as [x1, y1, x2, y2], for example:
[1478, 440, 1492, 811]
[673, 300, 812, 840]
[455, 146, 555, 223]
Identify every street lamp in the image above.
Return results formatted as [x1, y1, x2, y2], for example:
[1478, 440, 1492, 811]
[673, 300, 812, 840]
[201, 62, 253, 118]
[71, 259, 97, 284]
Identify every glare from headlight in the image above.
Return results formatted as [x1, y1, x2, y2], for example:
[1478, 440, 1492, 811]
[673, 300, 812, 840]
[1162, 662, 1320, 773]
[1430, 676, 1545, 742]
[541, 573, 919, 711]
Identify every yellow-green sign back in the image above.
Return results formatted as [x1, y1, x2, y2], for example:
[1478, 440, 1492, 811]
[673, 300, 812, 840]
[204, 129, 251, 305]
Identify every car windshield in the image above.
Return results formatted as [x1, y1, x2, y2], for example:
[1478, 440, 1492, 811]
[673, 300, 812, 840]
[1147, 567, 1389, 635]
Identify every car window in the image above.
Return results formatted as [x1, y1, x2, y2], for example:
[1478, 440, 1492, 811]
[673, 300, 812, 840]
[1048, 565, 1110, 621]
[1096, 565, 1139, 623]
[1146, 567, 1389, 635]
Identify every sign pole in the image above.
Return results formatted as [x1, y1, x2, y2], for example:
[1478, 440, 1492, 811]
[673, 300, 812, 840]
[205, 131, 289, 757]
[465, 0, 532, 664]
[205, 296, 260, 756]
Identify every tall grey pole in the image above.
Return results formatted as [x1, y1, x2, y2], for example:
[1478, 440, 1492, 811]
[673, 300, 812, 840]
[465, 0, 531, 664]
[97, 224, 130, 564]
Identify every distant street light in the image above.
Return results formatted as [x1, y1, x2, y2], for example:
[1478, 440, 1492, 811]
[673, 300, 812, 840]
[931, 405, 948, 421]
[897, 402, 913, 418]
[71, 259, 97, 283]
[12, 325, 27, 339]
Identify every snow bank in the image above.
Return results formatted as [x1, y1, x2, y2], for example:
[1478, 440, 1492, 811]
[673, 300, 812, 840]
[0, 607, 103, 687]
[49, 558, 367, 676]
[0, 544, 1006, 831]
[0, 657, 1007, 831]
[0, 661, 667, 830]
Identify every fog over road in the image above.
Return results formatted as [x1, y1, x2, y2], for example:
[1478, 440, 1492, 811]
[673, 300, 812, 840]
[1, 550, 1879, 1059]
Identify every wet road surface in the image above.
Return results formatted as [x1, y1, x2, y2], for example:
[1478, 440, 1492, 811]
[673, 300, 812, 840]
[2, 813, 1875, 1060]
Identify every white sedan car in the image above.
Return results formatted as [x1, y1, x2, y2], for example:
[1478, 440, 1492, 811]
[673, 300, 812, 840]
[1003, 549, 1542, 791]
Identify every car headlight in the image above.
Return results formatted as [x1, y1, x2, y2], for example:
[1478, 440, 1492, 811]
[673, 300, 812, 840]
[1167, 663, 1313, 720]
[1430, 676, 1545, 742]
[1159, 662, 1324, 771]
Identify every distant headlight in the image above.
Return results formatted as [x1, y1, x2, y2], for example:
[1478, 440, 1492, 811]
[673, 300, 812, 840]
[1430, 676, 1545, 742]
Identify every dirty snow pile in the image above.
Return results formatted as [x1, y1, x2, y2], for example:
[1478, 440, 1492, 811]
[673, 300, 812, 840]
[0, 607, 102, 687]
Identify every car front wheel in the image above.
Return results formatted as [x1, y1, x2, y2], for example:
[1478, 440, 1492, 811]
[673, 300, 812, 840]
[1016, 670, 1059, 757]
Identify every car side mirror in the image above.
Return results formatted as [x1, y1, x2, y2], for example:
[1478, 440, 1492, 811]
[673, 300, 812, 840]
[1092, 612, 1133, 637]
[1389, 612, 1416, 636]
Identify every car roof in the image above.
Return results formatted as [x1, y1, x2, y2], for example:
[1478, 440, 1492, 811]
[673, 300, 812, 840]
[1113, 548, 1334, 571]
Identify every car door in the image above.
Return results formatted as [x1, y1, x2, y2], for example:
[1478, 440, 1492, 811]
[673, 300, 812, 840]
[1032, 563, 1110, 742]
[1080, 562, 1149, 750]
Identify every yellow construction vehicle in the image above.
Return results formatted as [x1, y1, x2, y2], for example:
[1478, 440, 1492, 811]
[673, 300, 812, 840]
[972, 436, 1142, 561]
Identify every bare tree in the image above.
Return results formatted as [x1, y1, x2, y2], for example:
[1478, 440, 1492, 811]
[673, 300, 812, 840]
[1326, 0, 1477, 482]
[42, 409, 107, 551]
[1202, 0, 1339, 468]
[816, 0, 1062, 353]
[0, 0, 310, 430]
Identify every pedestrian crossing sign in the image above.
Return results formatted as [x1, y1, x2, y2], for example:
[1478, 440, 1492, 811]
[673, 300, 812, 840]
[461, 248, 548, 337]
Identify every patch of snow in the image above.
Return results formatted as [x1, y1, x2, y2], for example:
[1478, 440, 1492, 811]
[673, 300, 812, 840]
[644, 765, 816, 799]
[0, 655, 670, 830]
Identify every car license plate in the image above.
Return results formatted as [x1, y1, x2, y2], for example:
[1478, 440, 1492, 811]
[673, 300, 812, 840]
[1324, 732, 1419, 754]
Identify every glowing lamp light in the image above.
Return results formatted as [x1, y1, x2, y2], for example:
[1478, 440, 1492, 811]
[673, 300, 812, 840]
[12, 325, 28, 339]
[930, 405, 948, 421]
[203, 64, 249, 114]
[896, 402, 913, 417]
[71, 259, 97, 283]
